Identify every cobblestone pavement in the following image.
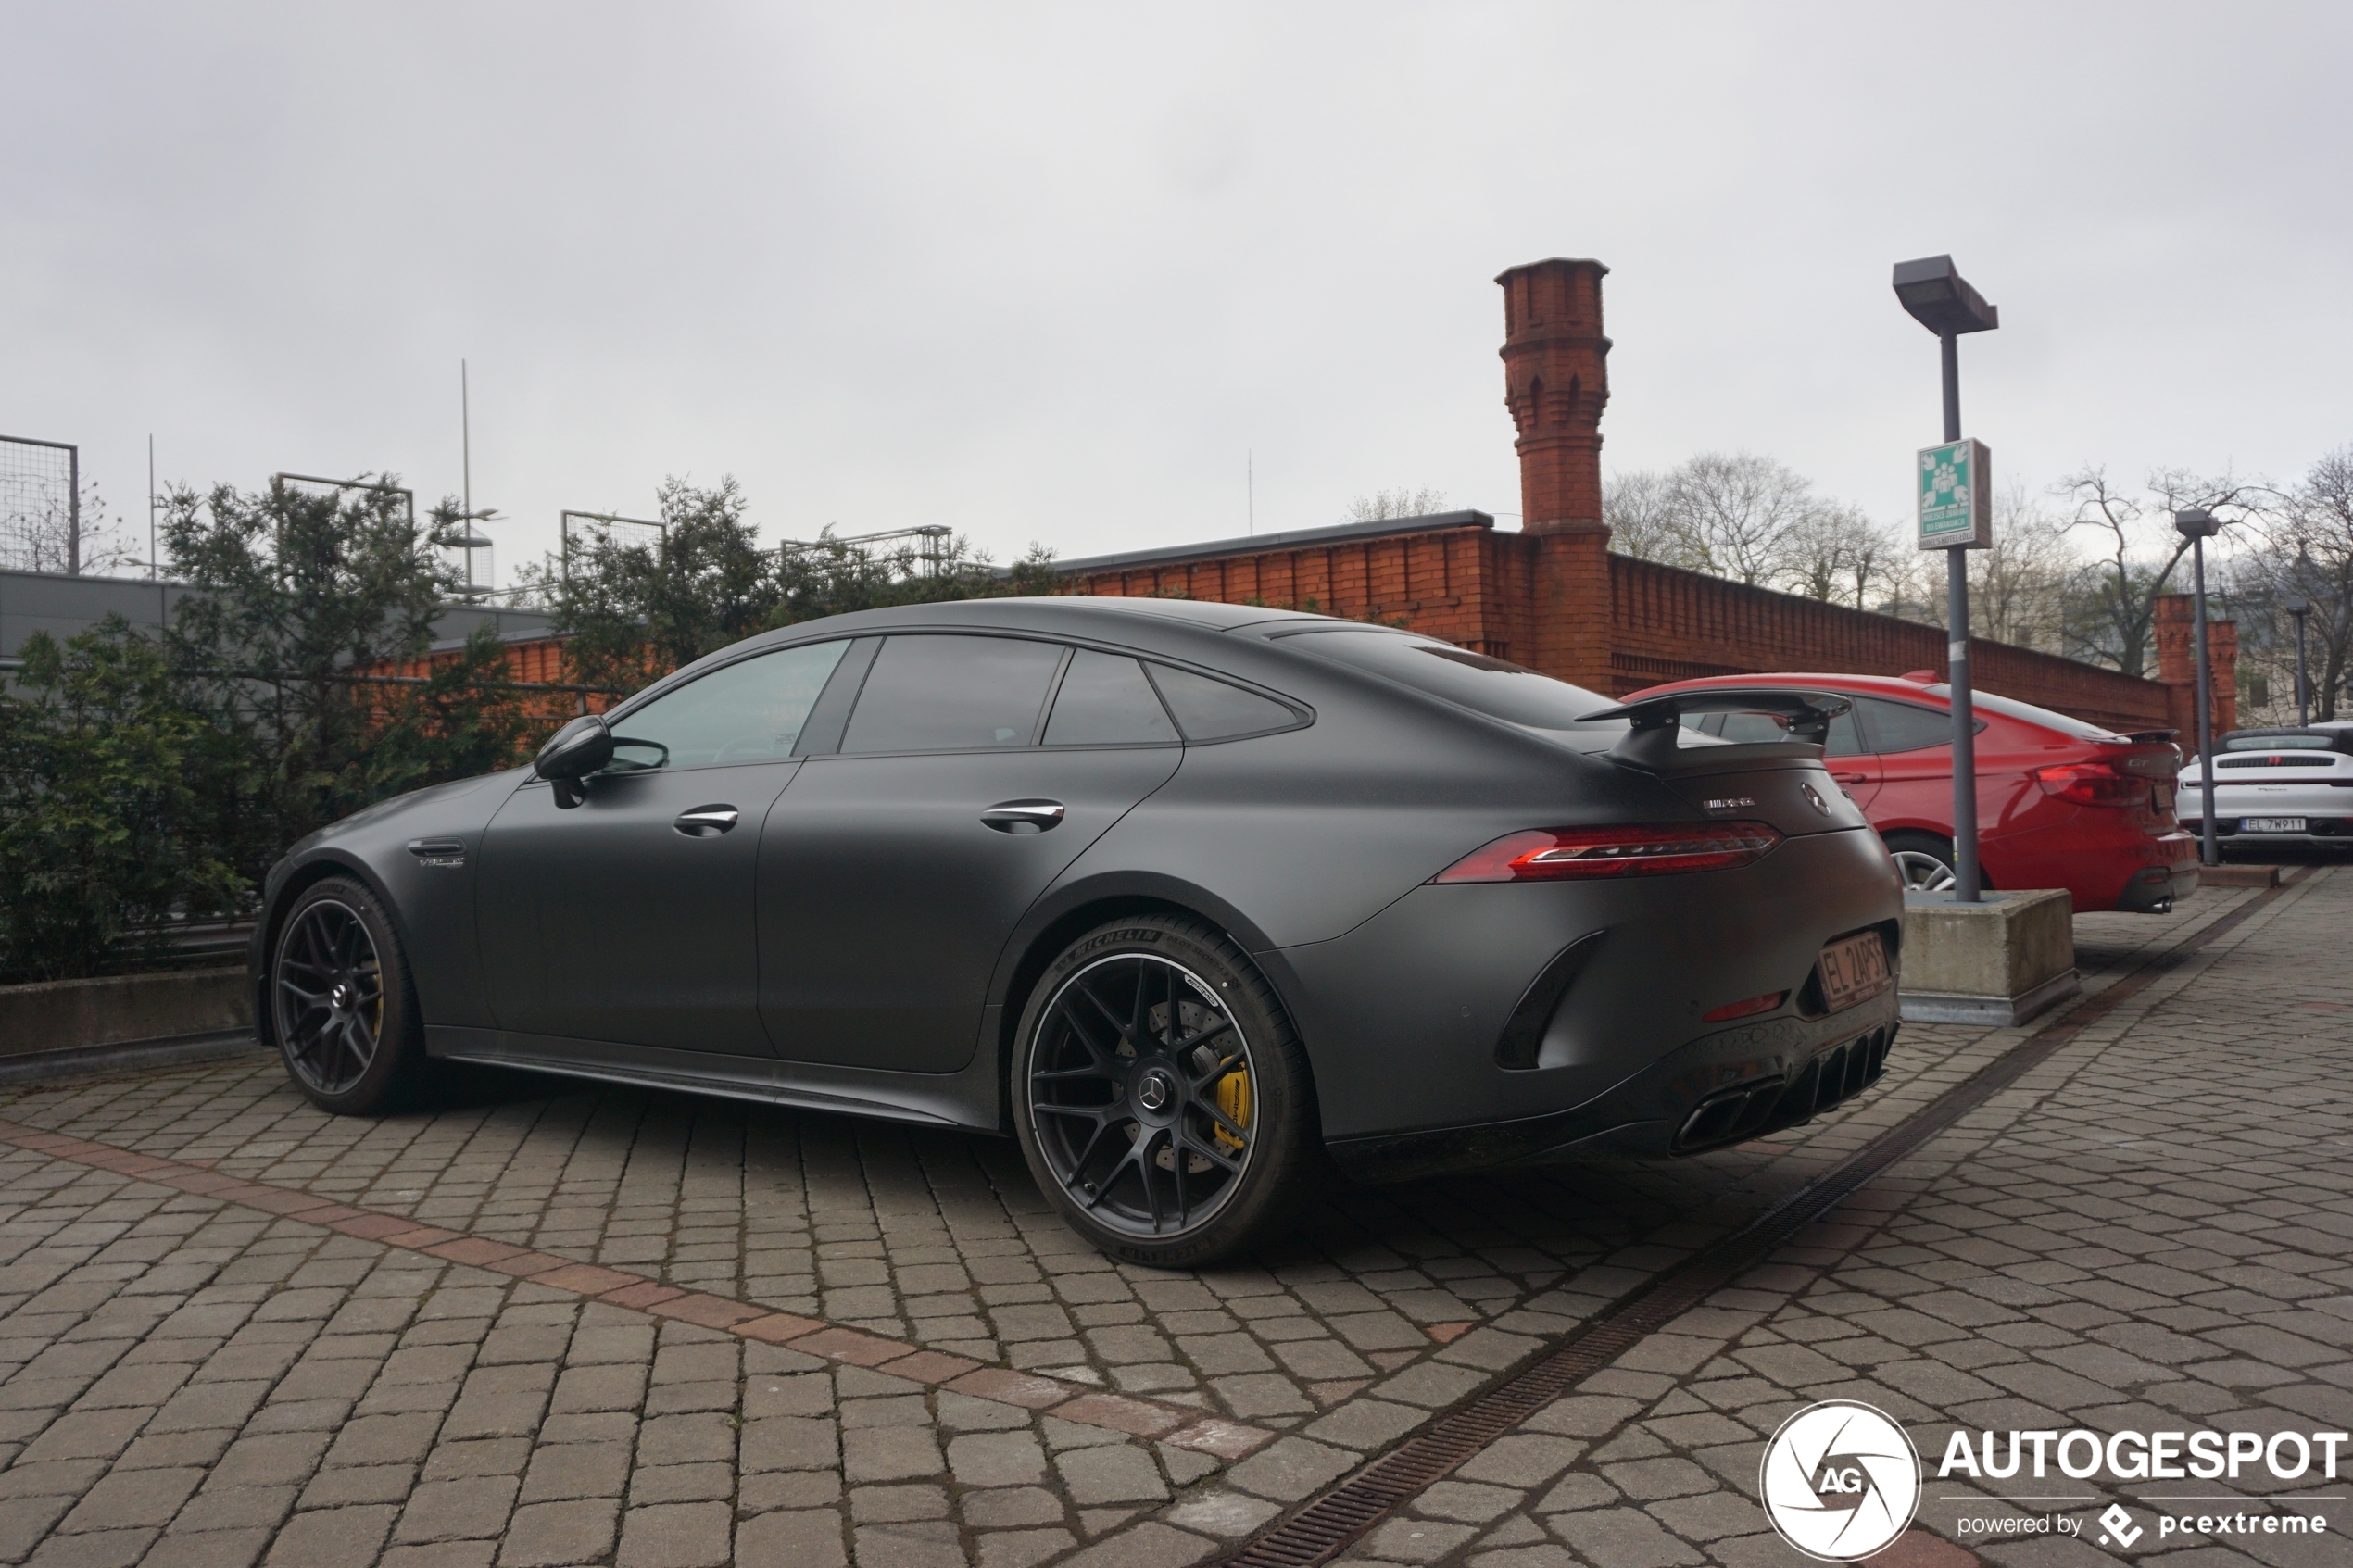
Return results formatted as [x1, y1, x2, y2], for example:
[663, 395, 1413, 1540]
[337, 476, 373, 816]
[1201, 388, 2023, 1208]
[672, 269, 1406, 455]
[1340, 865, 2353, 1568]
[0, 872, 2335, 1565]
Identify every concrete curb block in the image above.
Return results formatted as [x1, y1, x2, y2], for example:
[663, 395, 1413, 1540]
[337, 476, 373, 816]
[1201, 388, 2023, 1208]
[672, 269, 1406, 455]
[0, 966, 251, 1061]
[0, 1032, 266, 1085]
[1899, 966, 2082, 1026]
[2198, 863, 2282, 888]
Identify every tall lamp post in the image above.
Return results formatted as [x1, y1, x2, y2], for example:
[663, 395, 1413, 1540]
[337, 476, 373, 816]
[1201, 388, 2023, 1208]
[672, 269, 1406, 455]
[2285, 597, 2312, 726]
[1894, 256, 1999, 902]
[2175, 507, 2221, 866]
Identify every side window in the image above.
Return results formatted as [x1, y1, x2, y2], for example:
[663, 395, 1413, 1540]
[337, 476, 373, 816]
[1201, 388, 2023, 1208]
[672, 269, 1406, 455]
[1717, 711, 1789, 744]
[604, 640, 849, 771]
[1145, 665, 1302, 742]
[839, 635, 1065, 754]
[1858, 697, 1954, 754]
[1823, 709, 1864, 759]
[1043, 651, 1178, 746]
[1710, 708, 1864, 756]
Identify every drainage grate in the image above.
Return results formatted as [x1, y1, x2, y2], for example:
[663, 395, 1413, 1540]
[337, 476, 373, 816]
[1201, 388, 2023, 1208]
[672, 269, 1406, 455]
[1217, 869, 2315, 1568]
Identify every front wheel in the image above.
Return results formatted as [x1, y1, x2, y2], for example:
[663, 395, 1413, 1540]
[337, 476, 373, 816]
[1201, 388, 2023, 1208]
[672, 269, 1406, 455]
[1012, 916, 1316, 1268]
[270, 876, 433, 1114]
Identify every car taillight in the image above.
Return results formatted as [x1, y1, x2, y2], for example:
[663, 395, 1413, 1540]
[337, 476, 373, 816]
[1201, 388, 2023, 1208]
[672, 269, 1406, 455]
[1702, 990, 1787, 1022]
[1432, 822, 1783, 883]
[2033, 762, 2146, 809]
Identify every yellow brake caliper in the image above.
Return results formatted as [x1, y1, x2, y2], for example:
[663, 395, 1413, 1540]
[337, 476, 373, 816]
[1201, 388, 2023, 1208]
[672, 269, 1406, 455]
[1214, 1069, 1251, 1152]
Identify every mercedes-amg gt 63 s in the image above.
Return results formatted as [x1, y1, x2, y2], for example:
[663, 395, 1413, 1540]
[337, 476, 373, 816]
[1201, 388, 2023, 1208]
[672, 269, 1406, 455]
[251, 598, 1903, 1264]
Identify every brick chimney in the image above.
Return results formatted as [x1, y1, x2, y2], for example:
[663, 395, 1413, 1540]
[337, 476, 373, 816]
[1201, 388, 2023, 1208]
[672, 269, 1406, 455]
[2154, 592, 2239, 738]
[1498, 258, 1614, 688]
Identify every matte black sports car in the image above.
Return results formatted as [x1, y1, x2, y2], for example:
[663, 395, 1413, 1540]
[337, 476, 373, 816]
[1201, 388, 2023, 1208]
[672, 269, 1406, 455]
[251, 598, 1903, 1265]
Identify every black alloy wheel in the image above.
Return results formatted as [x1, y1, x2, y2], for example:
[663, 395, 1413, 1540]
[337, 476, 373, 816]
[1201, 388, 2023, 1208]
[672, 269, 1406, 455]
[1013, 915, 1315, 1267]
[271, 877, 427, 1113]
[1030, 953, 1255, 1231]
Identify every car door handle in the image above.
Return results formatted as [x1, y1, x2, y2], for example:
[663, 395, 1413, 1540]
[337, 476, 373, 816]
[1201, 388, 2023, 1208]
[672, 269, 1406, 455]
[981, 799, 1065, 834]
[673, 806, 740, 837]
[1831, 771, 1870, 784]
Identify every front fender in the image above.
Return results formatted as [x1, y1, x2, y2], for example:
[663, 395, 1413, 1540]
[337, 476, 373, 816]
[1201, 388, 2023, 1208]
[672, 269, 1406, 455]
[250, 769, 530, 1038]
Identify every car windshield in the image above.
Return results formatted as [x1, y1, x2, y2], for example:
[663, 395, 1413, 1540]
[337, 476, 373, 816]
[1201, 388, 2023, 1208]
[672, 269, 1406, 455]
[1275, 628, 1625, 743]
[1917, 684, 2116, 739]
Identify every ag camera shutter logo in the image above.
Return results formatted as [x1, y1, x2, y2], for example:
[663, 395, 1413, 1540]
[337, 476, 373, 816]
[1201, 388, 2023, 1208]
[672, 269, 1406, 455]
[1759, 1400, 1922, 1561]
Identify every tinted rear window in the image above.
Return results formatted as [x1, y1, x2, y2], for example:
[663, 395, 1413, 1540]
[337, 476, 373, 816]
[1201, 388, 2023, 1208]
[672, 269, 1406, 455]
[1858, 696, 1955, 754]
[1277, 629, 1617, 734]
[1918, 684, 2114, 739]
[1145, 666, 1302, 742]
[840, 635, 1064, 753]
[1044, 652, 1178, 746]
[1712, 706, 1868, 757]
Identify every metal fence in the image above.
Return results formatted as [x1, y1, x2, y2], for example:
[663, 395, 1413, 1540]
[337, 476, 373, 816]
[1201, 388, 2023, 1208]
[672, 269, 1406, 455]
[778, 522, 953, 575]
[560, 510, 664, 581]
[0, 435, 79, 574]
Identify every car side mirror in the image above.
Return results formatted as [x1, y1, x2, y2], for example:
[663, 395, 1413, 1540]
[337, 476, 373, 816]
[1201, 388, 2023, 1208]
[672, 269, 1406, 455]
[535, 716, 614, 809]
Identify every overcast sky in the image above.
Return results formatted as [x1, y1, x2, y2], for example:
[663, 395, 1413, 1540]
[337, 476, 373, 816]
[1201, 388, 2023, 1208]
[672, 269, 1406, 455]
[9, 3, 2350, 583]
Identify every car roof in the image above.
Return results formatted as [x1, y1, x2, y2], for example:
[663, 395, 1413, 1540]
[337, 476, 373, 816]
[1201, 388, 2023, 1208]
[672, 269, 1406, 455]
[750, 596, 1340, 639]
[616, 596, 1353, 714]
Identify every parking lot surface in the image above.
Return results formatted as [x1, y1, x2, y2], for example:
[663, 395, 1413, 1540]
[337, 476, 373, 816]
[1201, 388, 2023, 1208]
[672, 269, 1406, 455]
[0, 868, 2338, 1567]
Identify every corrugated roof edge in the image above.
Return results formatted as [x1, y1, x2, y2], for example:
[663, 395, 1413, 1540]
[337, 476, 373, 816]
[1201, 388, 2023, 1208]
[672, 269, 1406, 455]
[1016, 510, 1498, 579]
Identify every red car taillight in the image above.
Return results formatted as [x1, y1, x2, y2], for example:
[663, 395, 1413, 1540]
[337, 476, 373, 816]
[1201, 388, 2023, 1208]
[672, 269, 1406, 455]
[2033, 761, 2147, 809]
[1702, 990, 1787, 1022]
[1432, 822, 1783, 883]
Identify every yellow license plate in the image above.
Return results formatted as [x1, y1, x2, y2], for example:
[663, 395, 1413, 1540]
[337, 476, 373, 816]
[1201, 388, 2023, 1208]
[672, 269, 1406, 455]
[1818, 931, 1892, 1013]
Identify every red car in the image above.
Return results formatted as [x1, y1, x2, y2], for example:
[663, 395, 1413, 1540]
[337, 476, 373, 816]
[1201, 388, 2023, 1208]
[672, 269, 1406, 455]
[1626, 671, 2197, 913]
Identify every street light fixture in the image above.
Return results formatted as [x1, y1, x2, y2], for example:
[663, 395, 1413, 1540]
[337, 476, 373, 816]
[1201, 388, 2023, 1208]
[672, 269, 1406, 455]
[2174, 507, 2221, 867]
[2284, 596, 2313, 726]
[1893, 255, 1998, 902]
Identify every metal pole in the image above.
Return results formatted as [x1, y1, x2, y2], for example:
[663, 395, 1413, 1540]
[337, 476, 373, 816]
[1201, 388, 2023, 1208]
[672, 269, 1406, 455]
[2294, 610, 2310, 726]
[2191, 537, 2217, 867]
[147, 435, 157, 580]
[67, 445, 80, 576]
[461, 360, 473, 598]
[1940, 327, 1981, 902]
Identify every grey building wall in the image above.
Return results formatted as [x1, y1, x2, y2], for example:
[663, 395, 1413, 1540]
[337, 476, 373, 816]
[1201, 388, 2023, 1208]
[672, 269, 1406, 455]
[0, 569, 555, 661]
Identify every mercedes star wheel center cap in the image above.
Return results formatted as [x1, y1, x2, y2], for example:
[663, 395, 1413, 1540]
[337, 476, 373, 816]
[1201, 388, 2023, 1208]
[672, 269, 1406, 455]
[1137, 1071, 1173, 1111]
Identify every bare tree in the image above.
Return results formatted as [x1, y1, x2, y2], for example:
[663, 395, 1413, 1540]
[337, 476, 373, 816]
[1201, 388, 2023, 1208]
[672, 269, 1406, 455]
[1663, 452, 1819, 586]
[2267, 446, 2353, 719]
[1602, 470, 1699, 565]
[1776, 501, 1894, 607]
[2052, 466, 2267, 676]
[3, 482, 142, 577]
[1968, 483, 2075, 652]
[1345, 487, 1450, 522]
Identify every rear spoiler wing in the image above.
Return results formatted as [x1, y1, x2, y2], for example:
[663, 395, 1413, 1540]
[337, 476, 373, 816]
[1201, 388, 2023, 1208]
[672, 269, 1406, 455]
[1579, 687, 1856, 770]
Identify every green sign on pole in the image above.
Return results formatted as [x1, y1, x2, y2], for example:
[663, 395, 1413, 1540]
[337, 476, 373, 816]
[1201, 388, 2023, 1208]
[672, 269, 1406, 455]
[1917, 437, 1992, 550]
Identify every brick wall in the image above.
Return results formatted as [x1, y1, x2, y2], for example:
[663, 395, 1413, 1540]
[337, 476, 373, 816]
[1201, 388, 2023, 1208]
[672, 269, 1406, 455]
[1608, 554, 2180, 732]
[1066, 521, 1522, 656]
[380, 633, 612, 720]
